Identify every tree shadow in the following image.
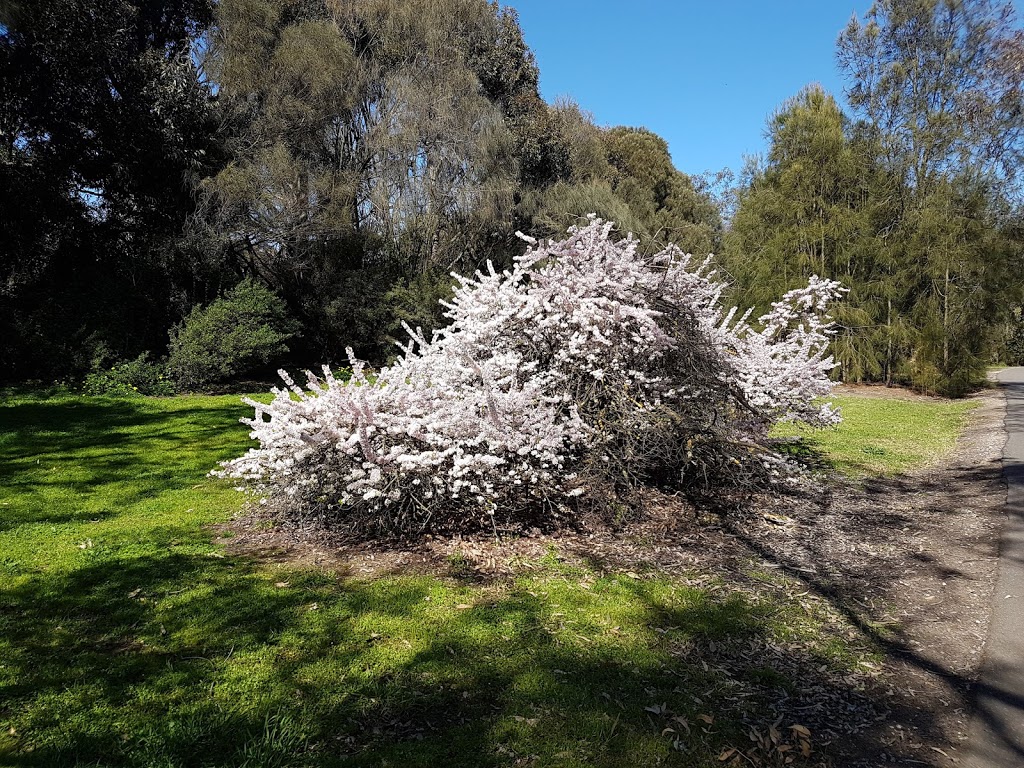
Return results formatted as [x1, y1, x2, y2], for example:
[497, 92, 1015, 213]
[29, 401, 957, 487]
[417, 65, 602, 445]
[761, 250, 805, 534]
[718, 451, 1022, 765]
[3, 391, 1016, 766]
[0, 396, 253, 532]
[0, 539, 898, 767]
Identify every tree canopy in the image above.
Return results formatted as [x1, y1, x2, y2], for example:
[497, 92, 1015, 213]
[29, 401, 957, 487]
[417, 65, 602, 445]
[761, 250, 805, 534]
[724, 0, 1024, 394]
[0, 0, 721, 381]
[2, 0, 1021, 396]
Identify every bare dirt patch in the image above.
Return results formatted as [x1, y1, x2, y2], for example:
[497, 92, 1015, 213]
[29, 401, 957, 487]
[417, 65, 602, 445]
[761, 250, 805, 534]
[219, 387, 1007, 767]
[737, 388, 1006, 767]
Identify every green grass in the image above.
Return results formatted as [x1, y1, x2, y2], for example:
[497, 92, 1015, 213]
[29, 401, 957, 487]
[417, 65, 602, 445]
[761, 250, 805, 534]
[0, 391, 953, 766]
[773, 393, 978, 476]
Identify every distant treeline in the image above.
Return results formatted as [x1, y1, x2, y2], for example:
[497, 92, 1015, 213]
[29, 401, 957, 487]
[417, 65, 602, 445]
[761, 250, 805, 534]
[1, 0, 1022, 395]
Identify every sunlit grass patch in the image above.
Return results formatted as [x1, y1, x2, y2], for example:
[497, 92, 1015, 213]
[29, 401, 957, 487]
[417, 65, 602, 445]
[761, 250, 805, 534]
[0, 392, 884, 766]
[773, 393, 978, 476]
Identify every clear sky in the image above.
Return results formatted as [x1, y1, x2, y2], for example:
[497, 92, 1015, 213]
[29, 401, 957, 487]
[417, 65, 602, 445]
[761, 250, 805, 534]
[510, 1, 874, 176]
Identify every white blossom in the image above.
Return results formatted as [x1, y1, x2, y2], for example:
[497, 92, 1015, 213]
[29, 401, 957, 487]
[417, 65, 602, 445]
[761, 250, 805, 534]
[217, 217, 842, 530]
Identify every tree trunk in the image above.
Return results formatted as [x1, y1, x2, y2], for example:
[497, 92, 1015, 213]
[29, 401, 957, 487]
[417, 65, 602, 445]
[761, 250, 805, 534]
[885, 297, 893, 386]
[943, 265, 950, 370]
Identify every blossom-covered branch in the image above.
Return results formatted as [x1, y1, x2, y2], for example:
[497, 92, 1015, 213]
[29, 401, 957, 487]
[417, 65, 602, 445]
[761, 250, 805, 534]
[218, 217, 843, 532]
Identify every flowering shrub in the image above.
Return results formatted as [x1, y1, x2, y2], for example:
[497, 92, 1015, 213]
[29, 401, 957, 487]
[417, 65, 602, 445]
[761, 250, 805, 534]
[218, 218, 843, 532]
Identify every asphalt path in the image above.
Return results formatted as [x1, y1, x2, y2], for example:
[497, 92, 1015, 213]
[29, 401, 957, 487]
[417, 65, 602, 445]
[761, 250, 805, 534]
[963, 367, 1024, 767]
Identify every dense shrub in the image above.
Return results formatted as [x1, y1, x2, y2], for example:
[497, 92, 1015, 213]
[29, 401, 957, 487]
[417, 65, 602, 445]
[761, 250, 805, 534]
[219, 219, 842, 533]
[1000, 307, 1024, 366]
[168, 279, 298, 390]
[83, 353, 176, 397]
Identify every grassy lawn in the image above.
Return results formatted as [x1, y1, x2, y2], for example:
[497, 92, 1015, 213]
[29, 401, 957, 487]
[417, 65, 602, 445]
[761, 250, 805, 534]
[0, 390, 973, 766]
[773, 393, 978, 476]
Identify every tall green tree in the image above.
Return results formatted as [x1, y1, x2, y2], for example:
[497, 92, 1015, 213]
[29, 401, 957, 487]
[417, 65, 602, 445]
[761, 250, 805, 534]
[602, 126, 721, 253]
[202, 0, 527, 361]
[0, 0, 220, 379]
[838, 0, 1024, 393]
[520, 121, 721, 254]
[725, 85, 893, 382]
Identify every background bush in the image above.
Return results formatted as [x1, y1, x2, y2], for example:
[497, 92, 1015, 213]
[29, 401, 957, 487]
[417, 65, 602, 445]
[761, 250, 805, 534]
[83, 353, 176, 397]
[167, 279, 299, 390]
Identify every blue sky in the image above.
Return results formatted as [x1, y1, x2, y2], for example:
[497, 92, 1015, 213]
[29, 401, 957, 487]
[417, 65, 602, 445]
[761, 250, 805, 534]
[510, 1, 874, 176]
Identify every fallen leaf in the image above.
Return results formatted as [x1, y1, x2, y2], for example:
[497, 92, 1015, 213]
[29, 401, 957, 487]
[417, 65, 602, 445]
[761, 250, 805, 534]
[671, 715, 691, 733]
[718, 748, 737, 761]
[698, 714, 715, 724]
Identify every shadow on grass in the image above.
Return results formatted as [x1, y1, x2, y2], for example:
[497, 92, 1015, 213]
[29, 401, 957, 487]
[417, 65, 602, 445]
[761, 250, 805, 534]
[0, 396, 253, 532]
[770, 436, 837, 474]
[0, 398, 252, 465]
[773, 434, 914, 478]
[0, 392, 982, 767]
[0, 539, 881, 768]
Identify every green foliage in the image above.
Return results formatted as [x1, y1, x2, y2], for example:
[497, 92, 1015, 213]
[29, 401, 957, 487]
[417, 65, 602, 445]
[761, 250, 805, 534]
[519, 181, 647, 240]
[167, 279, 298, 389]
[382, 272, 455, 346]
[834, 0, 1024, 395]
[0, 0, 723, 378]
[6, 0, 1014, 401]
[0, 0, 224, 383]
[601, 127, 721, 253]
[724, 85, 893, 383]
[727, 87, 870, 304]
[1000, 307, 1024, 365]
[201, 0, 535, 363]
[727, 0, 1024, 397]
[517, 123, 722, 253]
[838, 0, 1024, 193]
[82, 353, 177, 397]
